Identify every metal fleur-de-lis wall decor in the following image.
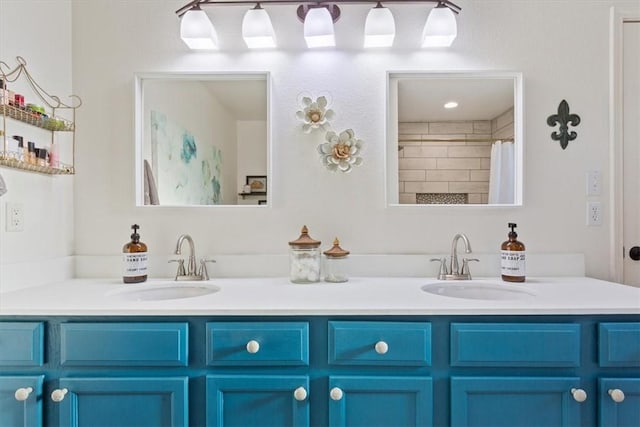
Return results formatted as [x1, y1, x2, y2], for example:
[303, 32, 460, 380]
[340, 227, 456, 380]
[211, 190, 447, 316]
[547, 99, 581, 150]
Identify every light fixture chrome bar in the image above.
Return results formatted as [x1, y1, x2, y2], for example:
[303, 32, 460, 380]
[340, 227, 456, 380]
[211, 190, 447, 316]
[176, 0, 461, 17]
[176, 0, 461, 50]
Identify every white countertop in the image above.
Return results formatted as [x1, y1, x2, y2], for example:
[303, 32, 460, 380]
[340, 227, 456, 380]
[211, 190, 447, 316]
[1, 276, 639, 316]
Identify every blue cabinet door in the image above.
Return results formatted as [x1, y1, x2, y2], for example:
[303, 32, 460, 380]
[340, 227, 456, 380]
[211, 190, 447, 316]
[328, 376, 433, 427]
[451, 377, 583, 427]
[599, 378, 640, 427]
[206, 375, 309, 427]
[0, 375, 43, 427]
[56, 377, 188, 427]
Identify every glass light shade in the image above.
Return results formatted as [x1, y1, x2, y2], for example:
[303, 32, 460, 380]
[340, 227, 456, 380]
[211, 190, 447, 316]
[304, 7, 335, 48]
[364, 6, 395, 48]
[422, 6, 457, 47]
[242, 8, 276, 49]
[180, 9, 218, 49]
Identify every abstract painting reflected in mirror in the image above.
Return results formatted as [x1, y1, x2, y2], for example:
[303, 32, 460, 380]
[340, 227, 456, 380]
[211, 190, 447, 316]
[386, 72, 523, 206]
[135, 73, 269, 206]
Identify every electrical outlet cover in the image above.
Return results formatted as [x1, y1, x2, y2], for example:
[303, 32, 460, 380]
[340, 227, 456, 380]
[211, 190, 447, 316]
[6, 202, 24, 232]
[587, 201, 603, 226]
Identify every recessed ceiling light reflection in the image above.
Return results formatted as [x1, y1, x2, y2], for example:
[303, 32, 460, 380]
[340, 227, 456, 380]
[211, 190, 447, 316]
[444, 101, 458, 109]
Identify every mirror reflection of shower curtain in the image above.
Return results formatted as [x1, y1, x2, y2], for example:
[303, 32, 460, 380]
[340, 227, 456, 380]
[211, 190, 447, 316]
[488, 140, 514, 204]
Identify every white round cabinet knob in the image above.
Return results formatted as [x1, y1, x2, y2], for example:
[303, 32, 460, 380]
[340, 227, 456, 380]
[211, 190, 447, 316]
[375, 341, 389, 355]
[608, 389, 625, 403]
[246, 340, 260, 354]
[51, 388, 68, 402]
[293, 387, 307, 401]
[571, 388, 587, 402]
[14, 387, 33, 401]
[330, 387, 344, 401]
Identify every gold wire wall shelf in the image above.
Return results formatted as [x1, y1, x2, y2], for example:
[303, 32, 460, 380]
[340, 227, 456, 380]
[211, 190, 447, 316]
[0, 56, 81, 175]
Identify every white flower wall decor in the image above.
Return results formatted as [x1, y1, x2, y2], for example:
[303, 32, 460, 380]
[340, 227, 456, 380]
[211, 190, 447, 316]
[317, 129, 364, 173]
[296, 95, 335, 134]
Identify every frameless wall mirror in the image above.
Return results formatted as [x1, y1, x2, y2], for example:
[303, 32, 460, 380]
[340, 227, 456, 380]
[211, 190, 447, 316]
[135, 73, 269, 207]
[386, 72, 523, 206]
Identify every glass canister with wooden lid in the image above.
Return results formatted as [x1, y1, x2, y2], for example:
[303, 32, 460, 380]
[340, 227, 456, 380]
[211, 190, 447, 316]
[288, 225, 321, 283]
[323, 238, 349, 283]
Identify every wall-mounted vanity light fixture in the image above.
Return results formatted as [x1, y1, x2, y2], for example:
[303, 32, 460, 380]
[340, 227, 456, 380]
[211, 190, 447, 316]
[176, 0, 461, 50]
[242, 4, 277, 48]
[179, 4, 219, 49]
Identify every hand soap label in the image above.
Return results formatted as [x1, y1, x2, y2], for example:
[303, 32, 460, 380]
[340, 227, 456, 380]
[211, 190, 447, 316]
[501, 251, 525, 277]
[123, 253, 148, 277]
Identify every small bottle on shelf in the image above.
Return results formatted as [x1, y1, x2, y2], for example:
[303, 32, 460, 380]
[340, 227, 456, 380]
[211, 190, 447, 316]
[48, 143, 59, 168]
[11, 135, 25, 161]
[0, 79, 8, 106]
[27, 142, 36, 165]
[37, 148, 47, 166]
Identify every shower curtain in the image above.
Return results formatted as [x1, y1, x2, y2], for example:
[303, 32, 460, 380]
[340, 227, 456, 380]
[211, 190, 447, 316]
[488, 140, 515, 204]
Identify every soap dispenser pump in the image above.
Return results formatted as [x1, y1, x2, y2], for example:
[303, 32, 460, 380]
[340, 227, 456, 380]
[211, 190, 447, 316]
[122, 224, 148, 283]
[501, 222, 526, 282]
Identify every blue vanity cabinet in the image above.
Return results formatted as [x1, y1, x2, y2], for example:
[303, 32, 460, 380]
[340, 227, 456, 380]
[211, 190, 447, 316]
[449, 323, 586, 426]
[327, 321, 433, 426]
[204, 322, 311, 427]
[598, 323, 640, 426]
[54, 322, 190, 426]
[0, 375, 44, 427]
[59, 322, 189, 367]
[54, 377, 189, 427]
[206, 375, 310, 426]
[0, 322, 45, 426]
[451, 376, 584, 427]
[599, 378, 640, 426]
[0, 316, 638, 426]
[328, 376, 433, 427]
[0, 322, 44, 367]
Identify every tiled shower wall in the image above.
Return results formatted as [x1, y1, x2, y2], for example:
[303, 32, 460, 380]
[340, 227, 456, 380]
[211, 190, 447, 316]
[398, 108, 514, 204]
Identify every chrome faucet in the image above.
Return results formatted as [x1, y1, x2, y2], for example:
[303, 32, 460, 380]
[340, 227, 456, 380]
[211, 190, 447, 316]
[170, 234, 215, 281]
[430, 233, 479, 280]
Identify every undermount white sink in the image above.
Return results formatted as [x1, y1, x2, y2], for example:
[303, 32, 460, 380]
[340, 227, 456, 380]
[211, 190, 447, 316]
[107, 282, 220, 301]
[421, 280, 535, 301]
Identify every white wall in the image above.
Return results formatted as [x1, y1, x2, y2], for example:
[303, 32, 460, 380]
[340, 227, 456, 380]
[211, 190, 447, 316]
[62, 0, 636, 280]
[0, 0, 74, 289]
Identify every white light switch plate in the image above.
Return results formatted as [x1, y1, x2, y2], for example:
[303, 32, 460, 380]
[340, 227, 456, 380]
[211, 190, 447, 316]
[586, 170, 601, 196]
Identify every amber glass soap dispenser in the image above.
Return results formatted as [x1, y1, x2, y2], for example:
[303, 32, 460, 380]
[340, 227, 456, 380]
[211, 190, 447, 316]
[122, 224, 148, 283]
[501, 222, 526, 282]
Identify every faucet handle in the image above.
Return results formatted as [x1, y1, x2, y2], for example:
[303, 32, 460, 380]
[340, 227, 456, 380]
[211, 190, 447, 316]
[169, 259, 186, 278]
[198, 259, 216, 281]
[430, 258, 448, 278]
[461, 258, 479, 277]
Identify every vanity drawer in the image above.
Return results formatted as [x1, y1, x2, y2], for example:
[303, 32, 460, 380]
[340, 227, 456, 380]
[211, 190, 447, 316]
[206, 322, 309, 366]
[451, 323, 581, 367]
[599, 322, 640, 367]
[60, 322, 188, 366]
[0, 322, 44, 366]
[328, 321, 431, 366]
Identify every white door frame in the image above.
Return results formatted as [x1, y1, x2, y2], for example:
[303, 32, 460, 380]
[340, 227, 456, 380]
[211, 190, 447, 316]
[610, 6, 640, 283]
